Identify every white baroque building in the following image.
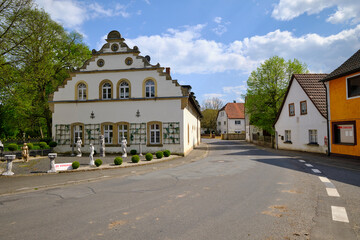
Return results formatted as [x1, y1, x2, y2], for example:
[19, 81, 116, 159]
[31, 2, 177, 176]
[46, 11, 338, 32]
[50, 31, 202, 156]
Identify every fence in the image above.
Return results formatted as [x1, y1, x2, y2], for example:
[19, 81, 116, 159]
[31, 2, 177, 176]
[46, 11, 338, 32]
[251, 134, 274, 148]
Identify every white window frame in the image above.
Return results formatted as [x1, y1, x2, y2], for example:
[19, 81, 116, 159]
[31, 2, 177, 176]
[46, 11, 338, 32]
[118, 124, 128, 144]
[145, 80, 155, 98]
[74, 125, 82, 143]
[235, 120, 241, 125]
[285, 130, 291, 142]
[119, 81, 129, 99]
[102, 82, 112, 99]
[150, 124, 160, 144]
[104, 125, 113, 144]
[346, 74, 360, 99]
[309, 129, 317, 144]
[78, 83, 86, 100]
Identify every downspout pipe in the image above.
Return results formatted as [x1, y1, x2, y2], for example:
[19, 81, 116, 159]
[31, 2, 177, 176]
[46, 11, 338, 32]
[324, 82, 331, 156]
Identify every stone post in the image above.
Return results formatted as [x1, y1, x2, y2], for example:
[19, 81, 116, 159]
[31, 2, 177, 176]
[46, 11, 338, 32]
[139, 143, 143, 156]
[2, 155, 15, 176]
[47, 153, 57, 173]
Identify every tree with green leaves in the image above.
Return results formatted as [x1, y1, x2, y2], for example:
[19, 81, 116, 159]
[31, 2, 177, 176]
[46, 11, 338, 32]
[201, 97, 224, 133]
[244, 56, 308, 135]
[0, 7, 91, 138]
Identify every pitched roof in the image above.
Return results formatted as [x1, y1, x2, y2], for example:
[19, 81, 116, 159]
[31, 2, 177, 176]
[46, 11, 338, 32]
[274, 74, 328, 126]
[220, 103, 245, 119]
[321, 49, 360, 82]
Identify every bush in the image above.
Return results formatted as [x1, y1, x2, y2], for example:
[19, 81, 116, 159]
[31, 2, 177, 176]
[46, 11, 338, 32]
[95, 159, 102, 167]
[163, 150, 171, 157]
[156, 151, 163, 159]
[130, 149, 137, 155]
[72, 161, 80, 169]
[27, 143, 34, 150]
[145, 153, 153, 161]
[49, 141, 57, 148]
[7, 143, 18, 151]
[39, 142, 48, 149]
[131, 155, 140, 163]
[114, 157, 123, 165]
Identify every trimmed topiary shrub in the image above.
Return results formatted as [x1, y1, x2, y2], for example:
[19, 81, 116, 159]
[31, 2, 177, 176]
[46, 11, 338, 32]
[39, 142, 48, 149]
[163, 150, 171, 157]
[49, 141, 57, 148]
[130, 149, 137, 155]
[156, 151, 163, 159]
[27, 143, 34, 150]
[131, 155, 140, 163]
[114, 157, 123, 165]
[72, 161, 80, 169]
[7, 143, 18, 151]
[95, 159, 102, 167]
[145, 153, 153, 161]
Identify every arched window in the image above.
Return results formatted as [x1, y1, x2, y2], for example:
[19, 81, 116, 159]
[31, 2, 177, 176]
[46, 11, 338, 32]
[119, 81, 129, 99]
[145, 80, 155, 98]
[77, 83, 87, 100]
[150, 124, 160, 144]
[102, 82, 112, 99]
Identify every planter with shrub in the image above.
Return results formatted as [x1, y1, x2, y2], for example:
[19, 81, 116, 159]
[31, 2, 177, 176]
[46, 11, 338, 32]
[49, 141, 58, 148]
[163, 150, 171, 157]
[95, 159, 102, 167]
[114, 157, 123, 165]
[72, 161, 80, 169]
[156, 151, 163, 159]
[131, 155, 140, 163]
[145, 153, 153, 161]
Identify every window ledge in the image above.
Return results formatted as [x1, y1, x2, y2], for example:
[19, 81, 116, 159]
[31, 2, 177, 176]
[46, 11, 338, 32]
[283, 141, 292, 144]
[147, 144, 163, 147]
[307, 143, 319, 146]
[333, 143, 356, 146]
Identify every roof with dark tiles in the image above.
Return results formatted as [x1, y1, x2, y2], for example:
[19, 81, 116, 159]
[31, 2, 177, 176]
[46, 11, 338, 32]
[274, 74, 328, 126]
[220, 103, 245, 119]
[321, 49, 360, 82]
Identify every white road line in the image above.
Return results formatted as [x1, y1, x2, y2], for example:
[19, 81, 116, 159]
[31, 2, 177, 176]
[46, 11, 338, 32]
[312, 169, 321, 173]
[305, 163, 314, 167]
[319, 176, 331, 183]
[331, 206, 349, 223]
[326, 188, 340, 197]
[299, 160, 306, 163]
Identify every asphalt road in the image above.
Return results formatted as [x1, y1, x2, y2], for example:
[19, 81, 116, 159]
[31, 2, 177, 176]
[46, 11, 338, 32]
[0, 139, 359, 240]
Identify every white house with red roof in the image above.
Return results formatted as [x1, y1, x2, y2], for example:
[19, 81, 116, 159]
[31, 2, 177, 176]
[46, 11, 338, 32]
[216, 102, 245, 134]
[274, 74, 328, 154]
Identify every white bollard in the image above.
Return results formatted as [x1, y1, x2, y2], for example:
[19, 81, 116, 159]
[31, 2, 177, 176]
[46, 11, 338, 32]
[47, 153, 57, 173]
[2, 155, 15, 176]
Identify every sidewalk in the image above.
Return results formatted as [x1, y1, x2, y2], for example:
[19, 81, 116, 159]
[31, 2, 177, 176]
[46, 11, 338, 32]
[0, 142, 209, 196]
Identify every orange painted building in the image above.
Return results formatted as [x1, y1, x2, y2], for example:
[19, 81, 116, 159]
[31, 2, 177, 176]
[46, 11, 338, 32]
[321, 49, 360, 158]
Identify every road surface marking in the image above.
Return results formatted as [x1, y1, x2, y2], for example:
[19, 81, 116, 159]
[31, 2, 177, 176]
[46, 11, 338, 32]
[326, 188, 340, 197]
[319, 176, 331, 183]
[331, 206, 349, 223]
[312, 169, 321, 173]
[305, 164, 313, 167]
[299, 160, 306, 163]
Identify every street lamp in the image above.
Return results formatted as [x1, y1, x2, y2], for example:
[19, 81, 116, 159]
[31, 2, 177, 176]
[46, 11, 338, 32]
[90, 111, 95, 119]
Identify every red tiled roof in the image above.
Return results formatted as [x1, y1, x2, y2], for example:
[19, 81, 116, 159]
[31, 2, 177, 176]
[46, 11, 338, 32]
[220, 103, 245, 119]
[293, 74, 328, 118]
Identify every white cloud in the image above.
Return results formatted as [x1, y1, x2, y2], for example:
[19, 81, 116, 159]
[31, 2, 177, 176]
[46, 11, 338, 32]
[212, 16, 230, 36]
[35, 0, 131, 29]
[96, 34, 107, 51]
[203, 93, 224, 99]
[272, 0, 360, 24]
[124, 23, 360, 75]
[223, 85, 247, 103]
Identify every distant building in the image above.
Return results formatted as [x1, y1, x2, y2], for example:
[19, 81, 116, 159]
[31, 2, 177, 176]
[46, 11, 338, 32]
[274, 74, 328, 154]
[49, 30, 202, 156]
[321, 49, 360, 158]
[217, 102, 245, 134]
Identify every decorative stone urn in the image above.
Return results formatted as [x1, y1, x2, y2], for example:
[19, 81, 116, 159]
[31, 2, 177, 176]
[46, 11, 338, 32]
[47, 153, 57, 173]
[2, 155, 15, 176]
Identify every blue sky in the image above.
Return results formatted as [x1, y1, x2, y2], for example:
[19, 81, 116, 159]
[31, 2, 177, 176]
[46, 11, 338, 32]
[35, 0, 360, 105]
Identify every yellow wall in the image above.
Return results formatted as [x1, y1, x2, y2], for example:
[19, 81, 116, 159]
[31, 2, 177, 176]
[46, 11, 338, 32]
[329, 73, 360, 157]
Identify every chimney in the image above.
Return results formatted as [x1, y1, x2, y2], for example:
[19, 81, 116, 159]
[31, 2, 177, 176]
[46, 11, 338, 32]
[233, 100, 236, 103]
[166, 67, 170, 75]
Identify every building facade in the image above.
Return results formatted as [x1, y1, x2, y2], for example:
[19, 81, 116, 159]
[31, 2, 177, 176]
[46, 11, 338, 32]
[274, 74, 328, 154]
[50, 31, 202, 156]
[217, 102, 245, 134]
[321, 49, 360, 158]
